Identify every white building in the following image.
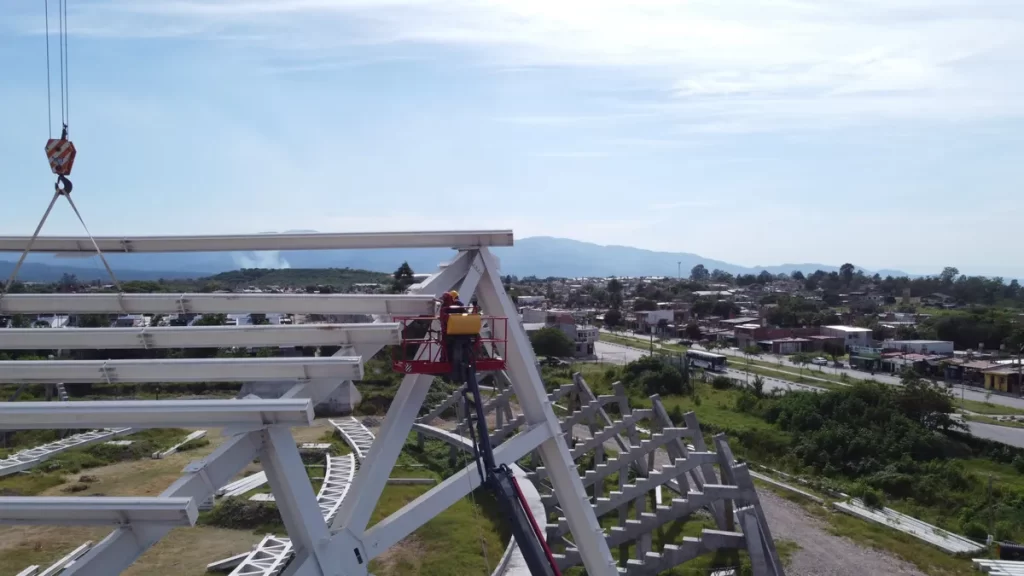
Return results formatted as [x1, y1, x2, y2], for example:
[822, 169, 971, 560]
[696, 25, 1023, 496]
[822, 325, 873, 350]
[575, 325, 599, 356]
[881, 339, 954, 356]
[517, 295, 545, 308]
[635, 310, 674, 333]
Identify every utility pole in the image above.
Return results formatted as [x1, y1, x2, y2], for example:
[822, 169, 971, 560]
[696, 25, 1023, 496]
[1017, 344, 1022, 397]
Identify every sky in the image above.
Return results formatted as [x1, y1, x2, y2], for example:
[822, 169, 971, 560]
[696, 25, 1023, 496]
[2, 0, 1024, 277]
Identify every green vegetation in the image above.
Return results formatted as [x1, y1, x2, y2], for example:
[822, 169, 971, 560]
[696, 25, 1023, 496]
[0, 429, 196, 496]
[529, 326, 576, 358]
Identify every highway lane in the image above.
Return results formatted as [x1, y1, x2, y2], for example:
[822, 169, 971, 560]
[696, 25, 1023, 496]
[594, 339, 1024, 448]
[601, 328, 1024, 412]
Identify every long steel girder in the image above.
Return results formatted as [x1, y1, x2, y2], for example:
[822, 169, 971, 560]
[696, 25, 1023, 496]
[0, 230, 513, 253]
[0, 399, 314, 430]
[0, 323, 399, 350]
[0, 357, 364, 384]
[2, 239, 617, 576]
[0, 293, 436, 316]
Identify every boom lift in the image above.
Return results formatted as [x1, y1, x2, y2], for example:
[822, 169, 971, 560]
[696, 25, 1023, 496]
[394, 292, 562, 576]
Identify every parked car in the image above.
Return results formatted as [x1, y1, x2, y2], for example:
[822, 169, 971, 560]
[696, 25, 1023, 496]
[811, 357, 828, 366]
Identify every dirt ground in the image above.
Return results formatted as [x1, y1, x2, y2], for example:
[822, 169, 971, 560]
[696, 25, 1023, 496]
[0, 421, 336, 574]
[757, 489, 927, 576]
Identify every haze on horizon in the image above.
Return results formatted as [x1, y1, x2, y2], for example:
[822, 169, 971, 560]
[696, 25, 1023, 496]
[2, 1, 1023, 278]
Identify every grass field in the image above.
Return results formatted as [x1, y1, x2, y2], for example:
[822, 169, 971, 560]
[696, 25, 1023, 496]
[0, 421, 510, 576]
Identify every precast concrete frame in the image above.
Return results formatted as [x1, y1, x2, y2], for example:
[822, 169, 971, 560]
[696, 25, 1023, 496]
[0, 230, 617, 576]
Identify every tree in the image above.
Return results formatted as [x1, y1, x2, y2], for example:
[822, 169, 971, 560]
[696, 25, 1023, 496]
[684, 323, 702, 341]
[839, 263, 855, 286]
[710, 269, 734, 284]
[790, 270, 805, 281]
[391, 262, 415, 293]
[607, 278, 623, 295]
[529, 327, 575, 358]
[940, 266, 960, 286]
[756, 270, 773, 284]
[633, 298, 657, 312]
[604, 308, 622, 328]
[690, 264, 710, 283]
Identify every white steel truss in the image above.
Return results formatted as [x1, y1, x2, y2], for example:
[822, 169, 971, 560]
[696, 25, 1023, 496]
[0, 230, 513, 253]
[0, 428, 132, 477]
[0, 399, 314, 430]
[0, 231, 618, 576]
[0, 357, 364, 384]
[226, 453, 359, 575]
[228, 535, 294, 576]
[328, 417, 375, 462]
[0, 293, 436, 316]
[0, 496, 198, 526]
[0, 323, 399, 350]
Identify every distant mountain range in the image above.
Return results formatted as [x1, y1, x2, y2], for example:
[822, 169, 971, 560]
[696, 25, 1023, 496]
[0, 235, 913, 282]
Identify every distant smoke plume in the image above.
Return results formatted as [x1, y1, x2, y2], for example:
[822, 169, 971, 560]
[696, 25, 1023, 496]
[233, 251, 291, 269]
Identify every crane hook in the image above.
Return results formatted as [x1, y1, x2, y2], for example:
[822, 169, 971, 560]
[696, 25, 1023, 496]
[56, 174, 72, 195]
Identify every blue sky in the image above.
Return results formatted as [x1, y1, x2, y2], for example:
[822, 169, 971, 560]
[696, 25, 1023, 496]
[2, 0, 1024, 276]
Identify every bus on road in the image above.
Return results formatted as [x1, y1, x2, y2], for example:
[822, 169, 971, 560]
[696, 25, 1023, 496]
[686, 349, 728, 372]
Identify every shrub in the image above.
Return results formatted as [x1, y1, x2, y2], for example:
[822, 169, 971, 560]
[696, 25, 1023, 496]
[711, 376, 734, 390]
[1013, 456, 1024, 475]
[860, 486, 885, 509]
[204, 497, 283, 531]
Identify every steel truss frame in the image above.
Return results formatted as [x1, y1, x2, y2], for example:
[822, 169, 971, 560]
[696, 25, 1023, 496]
[1, 230, 617, 576]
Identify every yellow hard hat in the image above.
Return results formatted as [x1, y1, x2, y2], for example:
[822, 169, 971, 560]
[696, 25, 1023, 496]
[449, 290, 460, 299]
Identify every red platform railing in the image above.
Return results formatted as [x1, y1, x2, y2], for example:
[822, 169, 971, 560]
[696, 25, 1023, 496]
[392, 316, 508, 375]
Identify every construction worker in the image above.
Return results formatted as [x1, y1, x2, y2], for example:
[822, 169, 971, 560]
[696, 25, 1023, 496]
[441, 290, 478, 365]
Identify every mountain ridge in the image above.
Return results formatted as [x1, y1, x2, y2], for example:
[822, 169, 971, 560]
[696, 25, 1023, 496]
[0, 235, 913, 281]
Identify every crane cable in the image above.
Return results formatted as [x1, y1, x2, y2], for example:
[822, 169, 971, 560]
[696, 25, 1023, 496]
[0, 0, 123, 299]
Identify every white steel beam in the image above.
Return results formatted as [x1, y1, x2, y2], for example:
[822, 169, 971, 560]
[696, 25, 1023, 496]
[0, 497, 197, 527]
[362, 423, 550, 556]
[65, 422, 270, 576]
[0, 323, 399, 350]
[0, 293, 436, 316]
[473, 247, 617, 576]
[0, 399, 313, 430]
[0, 357, 363, 384]
[0, 230, 513, 253]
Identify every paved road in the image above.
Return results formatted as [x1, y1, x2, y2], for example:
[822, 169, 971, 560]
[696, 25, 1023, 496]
[596, 339, 1024, 448]
[602, 329, 1024, 412]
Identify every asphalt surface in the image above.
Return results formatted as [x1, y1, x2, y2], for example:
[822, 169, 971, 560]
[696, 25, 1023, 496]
[602, 328, 1024, 411]
[594, 339, 1024, 448]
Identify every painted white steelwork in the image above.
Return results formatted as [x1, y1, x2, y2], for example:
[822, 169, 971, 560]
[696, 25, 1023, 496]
[0, 293, 436, 316]
[318, 454, 357, 524]
[0, 323, 399, 350]
[226, 454, 358, 575]
[154, 430, 208, 459]
[329, 417, 375, 461]
[0, 399, 314, 430]
[218, 472, 269, 498]
[38, 542, 93, 576]
[0, 497, 198, 526]
[1, 230, 624, 576]
[0, 357, 364, 384]
[834, 499, 984, 555]
[974, 559, 1024, 575]
[0, 428, 132, 477]
[227, 535, 293, 576]
[0, 230, 513, 253]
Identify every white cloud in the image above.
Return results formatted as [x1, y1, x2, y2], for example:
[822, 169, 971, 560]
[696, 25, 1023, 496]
[36, 0, 1024, 131]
